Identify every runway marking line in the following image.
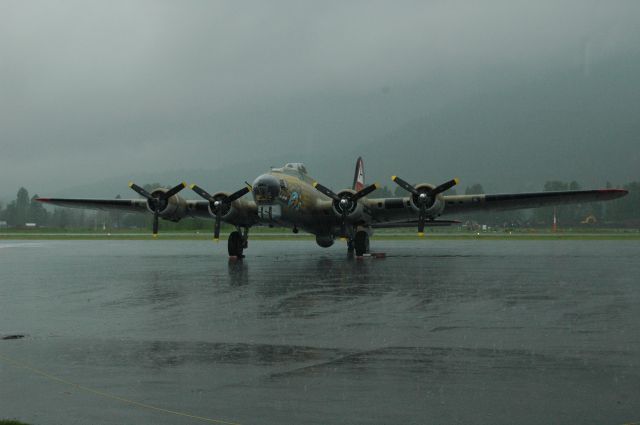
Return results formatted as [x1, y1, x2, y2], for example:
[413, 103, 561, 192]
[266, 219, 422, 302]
[0, 351, 241, 425]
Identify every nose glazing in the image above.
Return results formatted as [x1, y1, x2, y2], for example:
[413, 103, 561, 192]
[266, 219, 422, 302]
[252, 174, 280, 204]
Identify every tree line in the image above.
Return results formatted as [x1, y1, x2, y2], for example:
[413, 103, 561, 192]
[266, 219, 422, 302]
[1, 180, 638, 230]
[0, 185, 212, 231]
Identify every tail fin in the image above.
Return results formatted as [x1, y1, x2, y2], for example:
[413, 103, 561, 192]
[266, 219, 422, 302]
[352, 157, 365, 191]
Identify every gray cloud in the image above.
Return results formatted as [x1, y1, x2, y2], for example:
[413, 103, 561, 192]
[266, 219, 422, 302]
[1, 1, 639, 199]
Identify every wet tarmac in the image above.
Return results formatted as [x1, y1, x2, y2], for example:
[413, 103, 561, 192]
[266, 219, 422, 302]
[1, 240, 639, 425]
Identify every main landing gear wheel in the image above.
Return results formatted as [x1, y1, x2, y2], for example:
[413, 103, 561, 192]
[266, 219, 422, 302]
[354, 231, 370, 256]
[228, 231, 244, 257]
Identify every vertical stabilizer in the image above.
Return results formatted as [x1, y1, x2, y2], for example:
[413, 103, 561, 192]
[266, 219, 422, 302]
[352, 157, 365, 191]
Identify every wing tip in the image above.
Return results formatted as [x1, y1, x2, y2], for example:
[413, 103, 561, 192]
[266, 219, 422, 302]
[598, 188, 629, 198]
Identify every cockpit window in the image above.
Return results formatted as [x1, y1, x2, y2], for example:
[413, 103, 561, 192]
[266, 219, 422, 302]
[283, 163, 307, 174]
[271, 163, 312, 182]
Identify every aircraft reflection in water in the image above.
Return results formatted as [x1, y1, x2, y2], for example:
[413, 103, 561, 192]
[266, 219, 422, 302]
[226, 255, 382, 319]
[38, 157, 627, 257]
[228, 261, 249, 287]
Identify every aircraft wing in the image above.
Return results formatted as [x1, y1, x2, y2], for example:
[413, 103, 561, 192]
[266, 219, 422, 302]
[36, 196, 261, 229]
[364, 188, 626, 227]
[37, 197, 212, 218]
[38, 197, 149, 213]
[441, 189, 627, 215]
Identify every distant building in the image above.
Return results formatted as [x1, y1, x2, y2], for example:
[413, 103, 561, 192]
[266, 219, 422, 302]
[0, 221, 7, 228]
[25, 223, 37, 228]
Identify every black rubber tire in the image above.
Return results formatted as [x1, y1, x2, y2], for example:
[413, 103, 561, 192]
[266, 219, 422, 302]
[354, 231, 369, 256]
[228, 231, 244, 257]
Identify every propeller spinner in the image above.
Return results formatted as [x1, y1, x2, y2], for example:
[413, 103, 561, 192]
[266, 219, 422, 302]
[391, 176, 459, 236]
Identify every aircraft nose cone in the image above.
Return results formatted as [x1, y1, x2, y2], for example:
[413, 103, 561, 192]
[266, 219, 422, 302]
[252, 174, 280, 204]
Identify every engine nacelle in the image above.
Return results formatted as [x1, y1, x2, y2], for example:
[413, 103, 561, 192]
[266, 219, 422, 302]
[207, 191, 256, 224]
[207, 192, 234, 219]
[146, 188, 188, 222]
[332, 189, 365, 220]
[409, 183, 446, 218]
[315, 234, 335, 248]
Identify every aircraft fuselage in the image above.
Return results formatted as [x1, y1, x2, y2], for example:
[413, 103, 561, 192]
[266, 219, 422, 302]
[251, 169, 337, 237]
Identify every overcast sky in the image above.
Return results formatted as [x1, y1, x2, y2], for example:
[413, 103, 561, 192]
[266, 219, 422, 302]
[1, 1, 639, 200]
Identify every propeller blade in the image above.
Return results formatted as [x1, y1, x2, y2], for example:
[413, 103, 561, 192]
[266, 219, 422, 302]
[128, 182, 153, 199]
[431, 178, 459, 196]
[226, 186, 250, 203]
[312, 182, 341, 201]
[162, 182, 187, 199]
[417, 204, 426, 237]
[214, 213, 221, 241]
[191, 184, 247, 240]
[152, 210, 159, 238]
[130, 181, 186, 238]
[391, 176, 419, 195]
[352, 183, 379, 201]
[190, 184, 215, 201]
[391, 176, 451, 236]
[313, 181, 376, 238]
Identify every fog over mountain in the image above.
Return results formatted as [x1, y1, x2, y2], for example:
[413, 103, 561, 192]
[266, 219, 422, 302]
[1, 1, 638, 201]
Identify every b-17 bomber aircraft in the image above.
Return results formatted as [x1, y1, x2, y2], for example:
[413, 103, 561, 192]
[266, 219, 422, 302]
[38, 158, 628, 257]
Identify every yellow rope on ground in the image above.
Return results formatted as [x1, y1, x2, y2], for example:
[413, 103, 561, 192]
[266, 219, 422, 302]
[3, 350, 637, 425]
[0, 351, 241, 425]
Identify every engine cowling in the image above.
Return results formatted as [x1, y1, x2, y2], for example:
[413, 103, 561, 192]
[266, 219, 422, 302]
[189, 183, 252, 240]
[409, 184, 445, 218]
[312, 180, 379, 238]
[207, 192, 234, 219]
[146, 188, 188, 222]
[206, 191, 255, 223]
[331, 189, 365, 221]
